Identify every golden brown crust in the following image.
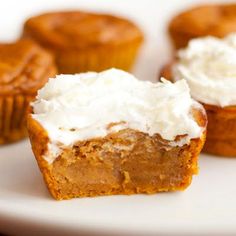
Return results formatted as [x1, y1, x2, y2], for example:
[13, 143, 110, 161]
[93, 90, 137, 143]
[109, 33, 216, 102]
[22, 11, 144, 73]
[0, 40, 56, 95]
[23, 11, 143, 49]
[27, 115, 59, 198]
[159, 63, 236, 156]
[27, 109, 206, 200]
[202, 104, 236, 156]
[54, 41, 141, 74]
[0, 40, 57, 144]
[169, 4, 236, 49]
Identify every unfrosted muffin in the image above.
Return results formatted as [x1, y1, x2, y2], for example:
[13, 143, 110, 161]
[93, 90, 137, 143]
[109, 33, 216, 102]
[169, 4, 236, 49]
[22, 11, 144, 74]
[0, 39, 57, 144]
[27, 69, 206, 200]
[159, 34, 236, 156]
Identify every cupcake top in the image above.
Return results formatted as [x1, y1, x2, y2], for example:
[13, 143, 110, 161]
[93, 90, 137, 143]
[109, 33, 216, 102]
[0, 40, 56, 95]
[23, 11, 144, 49]
[32, 68, 204, 151]
[169, 4, 236, 42]
[173, 33, 236, 107]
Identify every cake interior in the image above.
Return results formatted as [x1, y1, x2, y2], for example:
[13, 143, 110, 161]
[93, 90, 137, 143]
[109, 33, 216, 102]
[50, 129, 202, 199]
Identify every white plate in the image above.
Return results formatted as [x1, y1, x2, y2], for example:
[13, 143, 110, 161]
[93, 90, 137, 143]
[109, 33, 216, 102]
[1, 0, 236, 235]
[1, 141, 236, 236]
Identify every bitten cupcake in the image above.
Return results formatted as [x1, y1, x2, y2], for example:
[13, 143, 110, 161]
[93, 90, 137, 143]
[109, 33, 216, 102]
[22, 11, 144, 74]
[169, 4, 236, 49]
[0, 39, 57, 144]
[28, 69, 206, 200]
[160, 33, 236, 156]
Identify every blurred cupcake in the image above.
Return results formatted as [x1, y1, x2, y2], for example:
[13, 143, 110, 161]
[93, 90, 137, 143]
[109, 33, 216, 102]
[22, 11, 144, 73]
[169, 4, 236, 49]
[160, 34, 236, 156]
[0, 39, 57, 144]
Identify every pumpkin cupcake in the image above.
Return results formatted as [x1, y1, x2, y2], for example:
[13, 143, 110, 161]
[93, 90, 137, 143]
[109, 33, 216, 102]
[160, 34, 236, 156]
[0, 39, 57, 144]
[27, 69, 206, 200]
[22, 11, 144, 74]
[169, 4, 236, 49]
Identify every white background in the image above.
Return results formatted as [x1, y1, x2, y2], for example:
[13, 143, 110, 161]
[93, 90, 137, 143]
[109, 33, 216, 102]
[2, 0, 236, 81]
[0, 0, 236, 235]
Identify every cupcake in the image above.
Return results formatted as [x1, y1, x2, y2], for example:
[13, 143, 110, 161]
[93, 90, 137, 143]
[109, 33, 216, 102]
[0, 39, 57, 144]
[22, 11, 144, 74]
[169, 4, 236, 49]
[160, 34, 236, 156]
[27, 69, 206, 200]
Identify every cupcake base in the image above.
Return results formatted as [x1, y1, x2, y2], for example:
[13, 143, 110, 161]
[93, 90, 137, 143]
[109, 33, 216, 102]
[203, 104, 236, 157]
[0, 95, 34, 144]
[203, 139, 236, 157]
[54, 41, 142, 74]
[0, 129, 28, 144]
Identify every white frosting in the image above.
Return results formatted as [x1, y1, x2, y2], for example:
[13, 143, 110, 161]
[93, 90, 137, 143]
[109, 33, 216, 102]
[173, 33, 236, 107]
[32, 68, 203, 163]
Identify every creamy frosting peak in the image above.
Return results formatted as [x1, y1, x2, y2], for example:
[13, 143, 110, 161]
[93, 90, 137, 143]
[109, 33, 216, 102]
[32, 69, 203, 162]
[173, 33, 236, 107]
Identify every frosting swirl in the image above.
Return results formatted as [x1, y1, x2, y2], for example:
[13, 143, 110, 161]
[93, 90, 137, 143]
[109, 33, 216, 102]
[32, 69, 204, 149]
[173, 33, 236, 107]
